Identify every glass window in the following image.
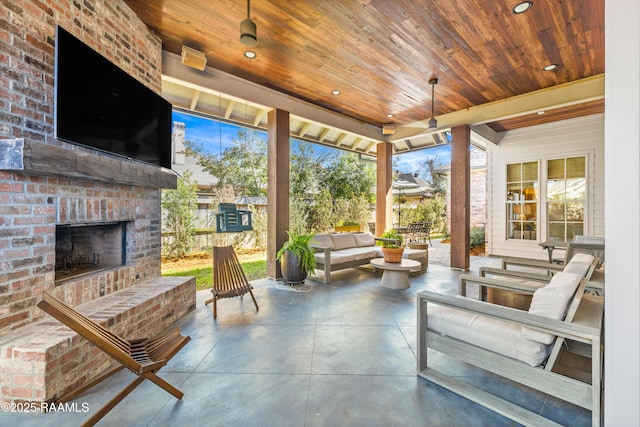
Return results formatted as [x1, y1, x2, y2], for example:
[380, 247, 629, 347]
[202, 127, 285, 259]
[506, 161, 539, 240]
[546, 156, 586, 242]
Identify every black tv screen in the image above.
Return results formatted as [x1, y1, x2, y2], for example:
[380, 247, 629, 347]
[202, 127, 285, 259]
[54, 26, 172, 168]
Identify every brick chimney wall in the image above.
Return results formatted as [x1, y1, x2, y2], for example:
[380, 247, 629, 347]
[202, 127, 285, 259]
[0, 0, 167, 335]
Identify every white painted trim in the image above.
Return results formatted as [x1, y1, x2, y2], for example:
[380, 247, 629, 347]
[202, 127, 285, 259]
[604, 0, 640, 424]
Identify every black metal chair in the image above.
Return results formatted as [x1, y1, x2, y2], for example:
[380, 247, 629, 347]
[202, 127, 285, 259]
[407, 222, 432, 246]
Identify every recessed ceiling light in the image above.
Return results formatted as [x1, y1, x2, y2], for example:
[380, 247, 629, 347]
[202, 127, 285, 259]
[386, 114, 394, 118]
[536, 111, 546, 115]
[244, 50, 256, 59]
[512, 1, 533, 14]
[331, 90, 340, 95]
[543, 63, 558, 71]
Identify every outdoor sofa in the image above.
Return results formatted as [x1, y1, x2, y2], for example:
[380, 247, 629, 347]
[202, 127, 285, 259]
[311, 232, 428, 283]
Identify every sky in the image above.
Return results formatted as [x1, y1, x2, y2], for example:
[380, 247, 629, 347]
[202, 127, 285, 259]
[172, 110, 451, 173]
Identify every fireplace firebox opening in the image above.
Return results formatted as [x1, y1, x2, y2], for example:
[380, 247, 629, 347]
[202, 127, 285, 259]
[55, 221, 128, 283]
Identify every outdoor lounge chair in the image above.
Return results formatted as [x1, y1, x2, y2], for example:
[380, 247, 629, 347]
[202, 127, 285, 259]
[418, 272, 604, 426]
[205, 245, 259, 319]
[37, 292, 191, 427]
[459, 250, 600, 310]
[486, 241, 604, 297]
[503, 240, 605, 272]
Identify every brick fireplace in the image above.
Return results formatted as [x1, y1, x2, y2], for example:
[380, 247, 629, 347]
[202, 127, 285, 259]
[0, 0, 195, 404]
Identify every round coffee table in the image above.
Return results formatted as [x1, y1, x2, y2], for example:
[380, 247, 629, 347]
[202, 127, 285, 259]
[370, 258, 421, 289]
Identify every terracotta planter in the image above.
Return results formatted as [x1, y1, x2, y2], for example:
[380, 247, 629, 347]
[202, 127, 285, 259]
[382, 247, 404, 263]
[280, 250, 308, 284]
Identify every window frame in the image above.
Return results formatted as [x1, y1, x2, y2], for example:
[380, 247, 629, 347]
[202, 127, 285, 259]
[505, 161, 540, 241]
[545, 155, 588, 243]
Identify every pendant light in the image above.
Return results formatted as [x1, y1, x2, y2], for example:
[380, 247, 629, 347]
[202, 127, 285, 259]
[428, 78, 438, 129]
[240, 0, 257, 47]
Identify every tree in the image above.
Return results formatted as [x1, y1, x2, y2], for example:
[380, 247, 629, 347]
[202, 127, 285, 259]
[188, 128, 268, 196]
[418, 155, 448, 197]
[161, 170, 198, 259]
[322, 152, 376, 202]
[289, 144, 376, 232]
[302, 188, 334, 233]
[290, 140, 335, 197]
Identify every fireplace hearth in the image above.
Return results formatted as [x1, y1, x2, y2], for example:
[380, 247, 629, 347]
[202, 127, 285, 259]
[55, 221, 128, 283]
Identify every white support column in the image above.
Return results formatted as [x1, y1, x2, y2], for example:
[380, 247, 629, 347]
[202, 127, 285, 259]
[604, 0, 640, 425]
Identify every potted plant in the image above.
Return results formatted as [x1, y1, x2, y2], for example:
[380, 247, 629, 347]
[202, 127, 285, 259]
[376, 229, 404, 262]
[276, 231, 317, 284]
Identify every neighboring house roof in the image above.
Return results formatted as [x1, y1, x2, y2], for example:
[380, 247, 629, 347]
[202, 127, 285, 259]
[234, 196, 268, 206]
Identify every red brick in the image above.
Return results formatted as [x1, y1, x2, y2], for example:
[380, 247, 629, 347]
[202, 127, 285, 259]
[13, 374, 44, 387]
[13, 350, 46, 363]
[10, 387, 34, 399]
[2, 248, 29, 259]
[0, 182, 23, 192]
[32, 225, 55, 234]
[13, 216, 45, 225]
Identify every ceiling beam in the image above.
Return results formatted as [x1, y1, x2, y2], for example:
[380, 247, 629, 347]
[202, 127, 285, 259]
[253, 110, 265, 127]
[389, 74, 605, 142]
[224, 100, 235, 119]
[299, 122, 311, 138]
[318, 128, 330, 142]
[470, 124, 505, 145]
[364, 141, 377, 153]
[163, 51, 383, 141]
[189, 90, 201, 110]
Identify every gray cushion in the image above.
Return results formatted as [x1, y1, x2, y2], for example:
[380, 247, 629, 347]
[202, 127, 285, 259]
[331, 233, 357, 250]
[312, 234, 334, 249]
[354, 233, 376, 247]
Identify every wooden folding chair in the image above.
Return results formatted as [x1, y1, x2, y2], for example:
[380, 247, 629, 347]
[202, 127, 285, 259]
[37, 292, 190, 427]
[204, 245, 259, 319]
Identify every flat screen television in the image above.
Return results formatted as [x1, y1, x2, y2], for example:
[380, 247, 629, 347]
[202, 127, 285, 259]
[54, 26, 172, 168]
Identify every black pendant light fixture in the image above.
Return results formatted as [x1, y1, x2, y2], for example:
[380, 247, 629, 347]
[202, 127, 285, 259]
[240, 0, 257, 47]
[428, 78, 438, 129]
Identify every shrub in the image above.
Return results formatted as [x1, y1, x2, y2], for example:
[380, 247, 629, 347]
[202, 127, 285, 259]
[470, 226, 485, 249]
[161, 171, 198, 259]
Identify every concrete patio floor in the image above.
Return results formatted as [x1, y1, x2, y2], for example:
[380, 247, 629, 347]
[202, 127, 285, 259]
[1, 244, 594, 426]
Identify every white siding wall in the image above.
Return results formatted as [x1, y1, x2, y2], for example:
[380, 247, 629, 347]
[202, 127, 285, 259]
[486, 113, 604, 260]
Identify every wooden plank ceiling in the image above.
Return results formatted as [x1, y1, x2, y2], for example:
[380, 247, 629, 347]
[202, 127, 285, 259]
[125, 0, 604, 154]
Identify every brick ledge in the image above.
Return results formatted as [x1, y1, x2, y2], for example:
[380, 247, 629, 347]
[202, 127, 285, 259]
[0, 276, 196, 403]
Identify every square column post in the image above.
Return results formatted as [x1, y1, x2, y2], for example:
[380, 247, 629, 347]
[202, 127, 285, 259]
[267, 108, 290, 279]
[450, 125, 471, 270]
[376, 141, 393, 236]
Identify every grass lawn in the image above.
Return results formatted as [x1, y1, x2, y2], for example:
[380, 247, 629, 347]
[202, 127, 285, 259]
[162, 259, 267, 291]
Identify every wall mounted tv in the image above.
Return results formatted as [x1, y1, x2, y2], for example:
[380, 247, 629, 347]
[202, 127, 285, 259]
[54, 26, 172, 168]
